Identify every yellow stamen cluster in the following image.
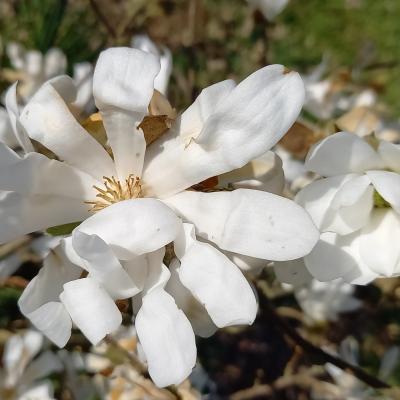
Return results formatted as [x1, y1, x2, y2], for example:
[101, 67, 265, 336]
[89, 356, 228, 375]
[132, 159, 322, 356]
[85, 175, 142, 212]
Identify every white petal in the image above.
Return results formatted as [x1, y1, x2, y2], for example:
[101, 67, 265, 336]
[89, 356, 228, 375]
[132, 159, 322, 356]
[163, 189, 319, 261]
[93, 47, 160, 113]
[367, 170, 400, 214]
[72, 62, 94, 114]
[19, 382, 55, 400]
[72, 231, 142, 299]
[5, 83, 34, 152]
[44, 48, 67, 78]
[218, 151, 285, 195]
[135, 288, 196, 387]
[378, 140, 400, 173]
[131, 34, 172, 95]
[74, 198, 181, 259]
[304, 232, 364, 282]
[305, 132, 384, 176]
[101, 110, 146, 179]
[0, 142, 99, 199]
[273, 258, 313, 287]
[6, 42, 26, 70]
[175, 224, 257, 327]
[60, 278, 122, 345]
[295, 174, 357, 231]
[323, 174, 373, 234]
[143, 66, 304, 198]
[142, 248, 171, 294]
[358, 209, 400, 277]
[166, 258, 217, 338]
[0, 106, 19, 148]
[18, 248, 82, 347]
[0, 191, 90, 243]
[19, 78, 115, 179]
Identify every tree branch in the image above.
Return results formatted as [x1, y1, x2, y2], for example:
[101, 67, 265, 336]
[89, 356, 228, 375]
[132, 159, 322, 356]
[257, 285, 390, 389]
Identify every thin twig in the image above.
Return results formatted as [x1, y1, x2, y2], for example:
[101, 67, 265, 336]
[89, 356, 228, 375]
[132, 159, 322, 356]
[257, 285, 390, 389]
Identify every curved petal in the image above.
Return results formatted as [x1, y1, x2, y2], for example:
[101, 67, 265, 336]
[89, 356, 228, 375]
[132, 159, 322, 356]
[305, 132, 384, 176]
[358, 209, 400, 277]
[19, 77, 115, 180]
[74, 198, 181, 259]
[323, 174, 374, 234]
[60, 278, 122, 345]
[135, 288, 196, 387]
[163, 189, 319, 261]
[93, 48, 159, 180]
[175, 224, 257, 327]
[378, 140, 400, 173]
[143, 66, 304, 198]
[295, 174, 357, 231]
[273, 258, 313, 287]
[304, 232, 366, 282]
[93, 47, 160, 113]
[131, 34, 172, 95]
[5, 83, 34, 152]
[0, 142, 99, 199]
[18, 248, 82, 347]
[218, 151, 285, 195]
[166, 258, 217, 338]
[44, 48, 67, 78]
[0, 191, 90, 244]
[72, 231, 142, 299]
[367, 170, 400, 214]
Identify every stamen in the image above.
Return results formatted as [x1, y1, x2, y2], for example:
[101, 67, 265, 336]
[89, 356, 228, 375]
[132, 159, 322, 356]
[85, 174, 142, 212]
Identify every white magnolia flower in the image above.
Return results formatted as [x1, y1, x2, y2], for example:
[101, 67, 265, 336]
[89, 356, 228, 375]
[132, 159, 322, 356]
[295, 132, 400, 284]
[0, 330, 63, 400]
[5, 47, 319, 387]
[247, 0, 290, 21]
[131, 34, 172, 95]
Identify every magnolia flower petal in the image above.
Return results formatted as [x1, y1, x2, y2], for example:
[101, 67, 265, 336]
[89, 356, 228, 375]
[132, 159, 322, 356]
[60, 278, 122, 345]
[304, 232, 362, 282]
[19, 77, 115, 179]
[5, 83, 34, 152]
[0, 142, 99, 199]
[101, 110, 146, 179]
[166, 258, 217, 337]
[378, 141, 400, 173]
[18, 249, 82, 347]
[175, 224, 257, 327]
[295, 174, 357, 231]
[0, 191, 89, 243]
[93, 48, 159, 179]
[273, 258, 313, 287]
[44, 48, 67, 78]
[323, 174, 374, 235]
[131, 34, 172, 95]
[367, 170, 400, 214]
[93, 47, 160, 113]
[306, 132, 384, 176]
[358, 209, 400, 277]
[218, 151, 285, 194]
[135, 288, 196, 387]
[163, 189, 319, 261]
[75, 198, 181, 259]
[143, 66, 304, 198]
[72, 231, 142, 299]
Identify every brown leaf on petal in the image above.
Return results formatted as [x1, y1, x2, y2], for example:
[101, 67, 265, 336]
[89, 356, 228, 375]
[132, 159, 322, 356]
[139, 115, 174, 145]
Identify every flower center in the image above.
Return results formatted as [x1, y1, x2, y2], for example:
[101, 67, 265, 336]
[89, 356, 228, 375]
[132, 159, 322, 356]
[85, 175, 142, 212]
